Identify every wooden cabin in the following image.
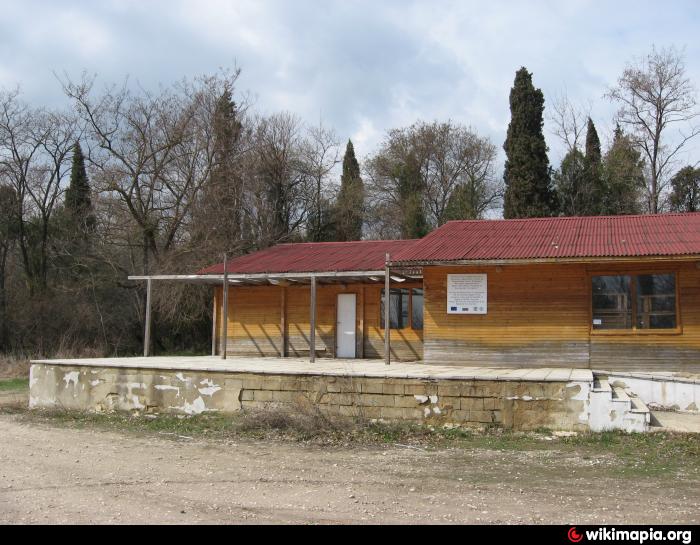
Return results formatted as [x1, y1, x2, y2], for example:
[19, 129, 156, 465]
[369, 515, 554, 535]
[138, 213, 700, 373]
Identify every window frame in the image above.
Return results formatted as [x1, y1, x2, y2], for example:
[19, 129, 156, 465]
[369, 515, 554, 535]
[588, 270, 682, 336]
[380, 285, 424, 332]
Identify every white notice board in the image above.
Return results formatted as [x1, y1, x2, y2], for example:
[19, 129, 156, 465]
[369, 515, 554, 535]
[447, 274, 487, 314]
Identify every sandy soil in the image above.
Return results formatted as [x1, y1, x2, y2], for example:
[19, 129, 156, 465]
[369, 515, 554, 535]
[1, 414, 698, 525]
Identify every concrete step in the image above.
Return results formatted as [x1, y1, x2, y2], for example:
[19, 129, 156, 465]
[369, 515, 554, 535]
[629, 395, 649, 414]
[592, 377, 611, 392]
[612, 386, 631, 403]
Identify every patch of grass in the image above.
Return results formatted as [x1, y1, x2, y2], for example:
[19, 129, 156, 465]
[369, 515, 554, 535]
[0, 378, 29, 391]
[560, 430, 700, 477]
[10, 405, 700, 478]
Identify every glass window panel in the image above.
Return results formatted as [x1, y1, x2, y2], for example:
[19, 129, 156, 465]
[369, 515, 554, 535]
[411, 288, 424, 330]
[636, 274, 676, 329]
[592, 275, 632, 330]
[381, 288, 409, 329]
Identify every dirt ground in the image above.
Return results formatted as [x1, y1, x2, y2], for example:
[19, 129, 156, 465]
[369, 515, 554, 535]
[0, 414, 698, 525]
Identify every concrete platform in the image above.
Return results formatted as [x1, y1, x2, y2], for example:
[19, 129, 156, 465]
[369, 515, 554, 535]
[651, 411, 700, 433]
[31, 356, 594, 383]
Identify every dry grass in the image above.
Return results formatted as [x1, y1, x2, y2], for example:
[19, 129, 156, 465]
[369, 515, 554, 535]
[0, 345, 108, 380]
[0, 353, 30, 379]
[12, 404, 700, 479]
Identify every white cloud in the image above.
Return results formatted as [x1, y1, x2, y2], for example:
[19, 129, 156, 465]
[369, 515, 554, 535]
[0, 0, 698, 166]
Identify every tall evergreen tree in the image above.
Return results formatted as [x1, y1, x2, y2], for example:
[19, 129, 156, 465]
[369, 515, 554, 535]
[600, 125, 645, 215]
[334, 140, 364, 241]
[193, 87, 243, 252]
[503, 67, 556, 218]
[65, 141, 95, 232]
[583, 118, 604, 214]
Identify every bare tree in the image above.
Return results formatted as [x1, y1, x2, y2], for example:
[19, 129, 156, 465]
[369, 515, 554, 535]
[365, 120, 501, 239]
[606, 46, 700, 213]
[301, 120, 339, 241]
[0, 90, 78, 292]
[244, 112, 310, 246]
[61, 72, 242, 274]
[548, 92, 591, 156]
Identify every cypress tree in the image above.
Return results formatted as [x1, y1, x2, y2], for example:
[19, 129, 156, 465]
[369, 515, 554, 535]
[584, 117, 604, 214]
[334, 140, 364, 241]
[503, 68, 556, 218]
[65, 141, 95, 232]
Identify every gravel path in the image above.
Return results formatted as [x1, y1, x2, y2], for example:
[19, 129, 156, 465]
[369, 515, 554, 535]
[0, 414, 697, 524]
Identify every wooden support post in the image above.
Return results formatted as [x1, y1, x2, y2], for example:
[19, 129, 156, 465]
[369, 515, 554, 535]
[358, 286, 365, 359]
[221, 253, 229, 360]
[310, 276, 317, 363]
[384, 253, 391, 366]
[280, 286, 287, 357]
[211, 290, 218, 356]
[144, 278, 152, 357]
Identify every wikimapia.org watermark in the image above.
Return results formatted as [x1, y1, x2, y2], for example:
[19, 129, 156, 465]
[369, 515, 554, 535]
[568, 527, 693, 544]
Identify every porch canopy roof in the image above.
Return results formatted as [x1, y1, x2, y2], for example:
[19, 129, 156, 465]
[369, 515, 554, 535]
[128, 239, 422, 286]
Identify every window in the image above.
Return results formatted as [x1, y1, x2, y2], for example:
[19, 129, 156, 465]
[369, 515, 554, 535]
[381, 288, 423, 330]
[592, 275, 632, 330]
[592, 273, 677, 331]
[412, 288, 424, 330]
[636, 274, 676, 329]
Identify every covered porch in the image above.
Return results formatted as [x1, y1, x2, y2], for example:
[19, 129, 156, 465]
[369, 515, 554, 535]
[128, 257, 424, 365]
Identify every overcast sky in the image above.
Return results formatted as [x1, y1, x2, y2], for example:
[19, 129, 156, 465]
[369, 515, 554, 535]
[1, 0, 699, 166]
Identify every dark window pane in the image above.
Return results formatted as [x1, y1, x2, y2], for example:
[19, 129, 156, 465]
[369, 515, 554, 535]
[636, 274, 676, 329]
[412, 288, 424, 330]
[592, 275, 631, 329]
[381, 288, 409, 329]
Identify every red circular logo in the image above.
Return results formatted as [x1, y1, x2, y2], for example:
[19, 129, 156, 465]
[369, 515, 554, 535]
[568, 527, 584, 543]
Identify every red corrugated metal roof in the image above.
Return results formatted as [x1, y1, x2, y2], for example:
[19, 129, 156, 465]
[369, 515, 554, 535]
[197, 213, 700, 274]
[197, 239, 416, 275]
[391, 213, 700, 263]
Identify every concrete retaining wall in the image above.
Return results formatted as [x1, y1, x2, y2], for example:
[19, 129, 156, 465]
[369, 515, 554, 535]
[603, 372, 700, 413]
[29, 363, 591, 431]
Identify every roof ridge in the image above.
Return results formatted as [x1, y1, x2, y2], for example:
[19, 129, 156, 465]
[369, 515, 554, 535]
[443, 212, 700, 225]
[274, 238, 418, 246]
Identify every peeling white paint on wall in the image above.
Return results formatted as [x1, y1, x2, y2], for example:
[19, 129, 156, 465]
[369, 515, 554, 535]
[175, 373, 191, 383]
[566, 381, 591, 425]
[198, 385, 222, 397]
[155, 385, 180, 394]
[90, 379, 103, 387]
[429, 395, 438, 404]
[178, 396, 207, 415]
[130, 395, 145, 410]
[63, 371, 80, 387]
[414, 395, 429, 404]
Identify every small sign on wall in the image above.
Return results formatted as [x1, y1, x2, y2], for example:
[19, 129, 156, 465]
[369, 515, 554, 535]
[447, 274, 487, 314]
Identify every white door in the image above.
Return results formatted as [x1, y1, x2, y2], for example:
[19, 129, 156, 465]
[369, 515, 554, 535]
[336, 294, 356, 358]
